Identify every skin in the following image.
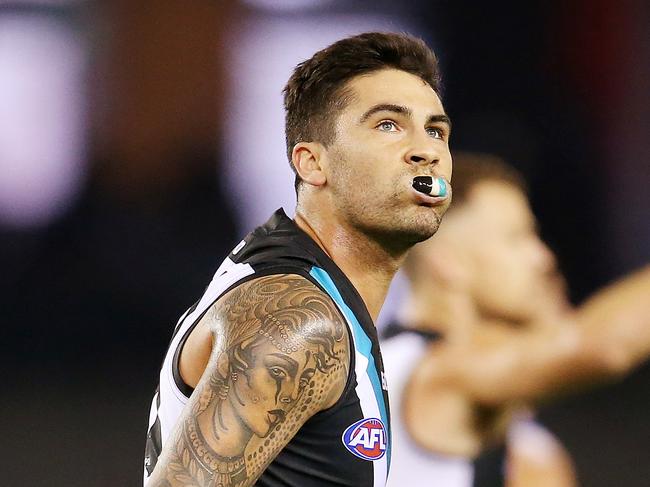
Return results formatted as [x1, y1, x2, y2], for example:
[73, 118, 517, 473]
[397, 179, 650, 485]
[506, 418, 577, 487]
[458, 183, 560, 325]
[148, 275, 349, 486]
[293, 68, 452, 320]
[149, 67, 453, 486]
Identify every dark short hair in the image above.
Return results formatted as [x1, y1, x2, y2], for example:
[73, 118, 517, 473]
[283, 32, 442, 193]
[450, 151, 528, 207]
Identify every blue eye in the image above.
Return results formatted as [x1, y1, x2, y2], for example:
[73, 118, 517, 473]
[377, 121, 397, 132]
[426, 127, 443, 139]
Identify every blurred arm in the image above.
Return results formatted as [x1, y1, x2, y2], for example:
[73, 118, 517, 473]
[422, 265, 650, 405]
[147, 274, 350, 487]
[574, 264, 650, 372]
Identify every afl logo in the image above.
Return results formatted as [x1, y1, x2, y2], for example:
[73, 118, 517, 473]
[342, 418, 387, 461]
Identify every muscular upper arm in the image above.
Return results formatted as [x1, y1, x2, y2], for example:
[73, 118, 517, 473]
[434, 267, 650, 406]
[421, 322, 606, 406]
[148, 274, 350, 487]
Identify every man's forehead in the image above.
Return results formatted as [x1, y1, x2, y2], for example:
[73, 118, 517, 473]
[465, 181, 534, 226]
[469, 181, 528, 209]
[345, 68, 443, 112]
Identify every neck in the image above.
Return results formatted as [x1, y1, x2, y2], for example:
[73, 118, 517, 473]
[295, 209, 404, 322]
[400, 280, 479, 342]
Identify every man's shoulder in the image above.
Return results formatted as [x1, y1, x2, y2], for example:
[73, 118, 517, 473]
[214, 274, 351, 408]
[216, 273, 347, 323]
[150, 277, 354, 486]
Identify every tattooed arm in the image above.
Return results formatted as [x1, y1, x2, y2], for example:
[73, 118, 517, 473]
[148, 274, 350, 487]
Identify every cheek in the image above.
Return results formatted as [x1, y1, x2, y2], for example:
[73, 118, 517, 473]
[332, 143, 395, 183]
[240, 370, 272, 400]
[474, 248, 523, 297]
[335, 162, 376, 193]
[439, 148, 453, 179]
[475, 245, 510, 280]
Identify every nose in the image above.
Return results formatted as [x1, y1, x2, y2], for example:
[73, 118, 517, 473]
[406, 148, 439, 166]
[409, 153, 438, 165]
[532, 237, 556, 273]
[279, 379, 302, 405]
[405, 132, 440, 166]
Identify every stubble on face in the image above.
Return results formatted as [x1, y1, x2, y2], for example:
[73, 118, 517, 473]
[327, 143, 448, 251]
[322, 69, 452, 252]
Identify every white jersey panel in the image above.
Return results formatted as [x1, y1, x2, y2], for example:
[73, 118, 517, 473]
[382, 333, 474, 487]
[144, 255, 254, 485]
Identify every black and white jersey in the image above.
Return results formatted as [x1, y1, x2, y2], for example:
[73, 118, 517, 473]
[381, 327, 474, 486]
[381, 325, 507, 487]
[144, 209, 391, 486]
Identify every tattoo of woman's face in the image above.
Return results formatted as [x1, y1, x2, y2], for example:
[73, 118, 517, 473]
[230, 342, 317, 438]
[156, 276, 347, 487]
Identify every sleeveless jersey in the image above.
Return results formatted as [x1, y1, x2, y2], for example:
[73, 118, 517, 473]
[381, 329, 474, 487]
[381, 325, 506, 487]
[144, 209, 391, 486]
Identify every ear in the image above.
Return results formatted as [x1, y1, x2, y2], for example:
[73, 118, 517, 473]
[292, 142, 327, 187]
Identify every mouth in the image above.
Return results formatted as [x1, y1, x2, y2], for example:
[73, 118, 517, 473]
[410, 186, 450, 207]
[267, 409, 286, 425]
[410, 175, 450, 207]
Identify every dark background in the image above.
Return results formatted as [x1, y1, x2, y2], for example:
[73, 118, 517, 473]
[1, 1, 648, 485]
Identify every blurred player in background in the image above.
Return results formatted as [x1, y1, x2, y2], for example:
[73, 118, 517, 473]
[382, 152, 650, 486]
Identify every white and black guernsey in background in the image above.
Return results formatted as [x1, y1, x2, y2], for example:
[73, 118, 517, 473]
[144, 209, 391, 486]
[381, 324, 506, 487]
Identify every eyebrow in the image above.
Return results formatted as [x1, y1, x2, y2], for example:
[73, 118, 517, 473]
[359, 103, 412, 123]
[427, 114, 452, 133]
[359, 103, 452, 132]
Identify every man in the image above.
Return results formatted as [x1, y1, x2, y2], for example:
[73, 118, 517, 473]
[382, 152, 650, 486]
[144, 32, 453, 486]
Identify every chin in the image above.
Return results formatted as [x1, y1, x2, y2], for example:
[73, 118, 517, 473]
[402, 210, 443, 242]
[501, 309, 535, 326]
[353, 205, 443, 249]
[404, 225, 440, 244]
[374, 221, 440, 251]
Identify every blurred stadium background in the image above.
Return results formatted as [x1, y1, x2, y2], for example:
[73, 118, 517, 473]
[1, 0, 648, 485]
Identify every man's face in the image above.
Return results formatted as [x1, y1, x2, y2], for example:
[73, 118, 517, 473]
[230, 339, 316, 438]
[457, 181, 563, 323]
[322, 68, 452, 247]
